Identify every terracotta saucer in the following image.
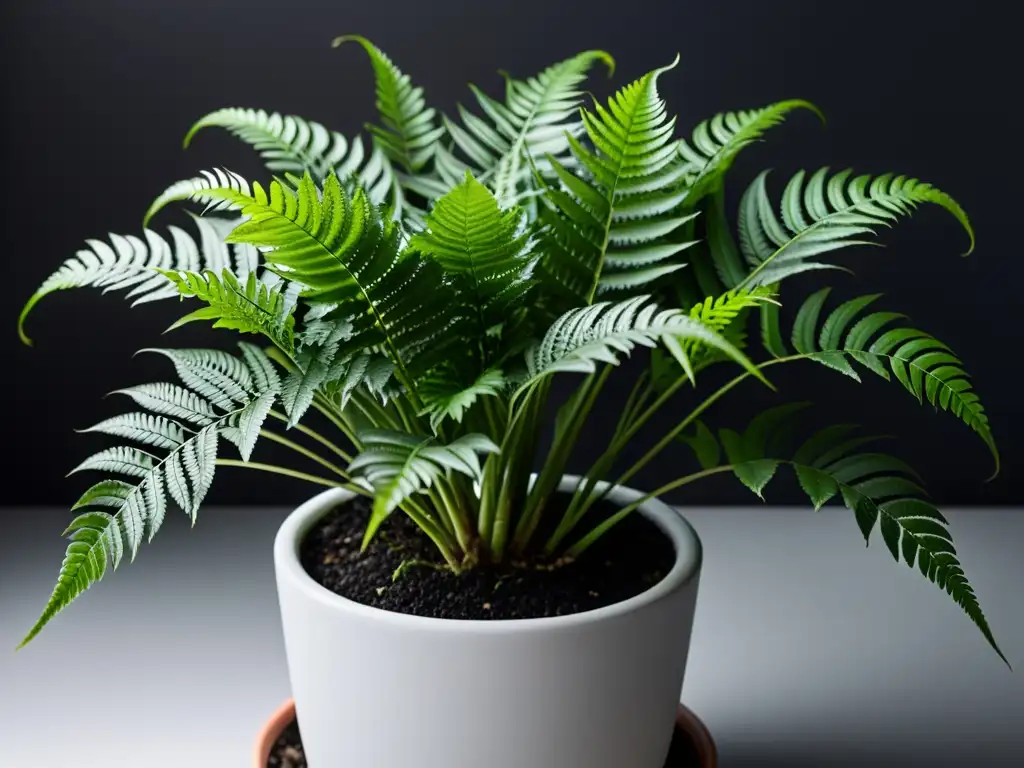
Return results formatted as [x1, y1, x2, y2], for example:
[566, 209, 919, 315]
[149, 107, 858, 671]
[254, 698, 717, 767]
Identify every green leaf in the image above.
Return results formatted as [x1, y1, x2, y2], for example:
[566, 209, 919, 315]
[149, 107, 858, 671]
[679, 421, 720, 469]
[537, 58, 694, 304]
[334, 36, 444, 174]
[17, 344, 274, 650]
[794, 465, 839, 510]
[781, 291, 998, 476]
[19, 214, 255, 346]
[409, 172, 536, 349]
[445, 50, 614, 207]
[196, 171, 471, 382]
[739, 168, 975, 288]
[419, 368, 507, 431]
[520, 295, 766, 395]
[350, 431, 499, 548]
[678, 100, 822, 206]
[159, 268, 297, 353]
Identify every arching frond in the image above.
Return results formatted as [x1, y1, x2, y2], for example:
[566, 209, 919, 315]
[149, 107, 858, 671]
[158, 268, 298, 353]
[445, 50, 614, 207]
[334, 36, 445, 174]
[520, 295, 764, 393]
[190, 171, 470, 385]
[146, 131, 401, 226]
[678, 100, 821, 206]
[409, 172, 536, 354]
[679, 408, 1006, 666]
[350, 430, 499, 547]
[19, 214, 259, 345]
[19, 342, 278, 648]
[774, 289, 997, 474]
[537, 59, 697, 304]
[738, 168, 975, 287]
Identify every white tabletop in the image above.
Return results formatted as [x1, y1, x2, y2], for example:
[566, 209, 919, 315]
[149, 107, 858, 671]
[3, 505, 1022, 767]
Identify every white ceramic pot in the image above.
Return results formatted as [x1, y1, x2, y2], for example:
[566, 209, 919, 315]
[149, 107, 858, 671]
[274, 476, 703, 768]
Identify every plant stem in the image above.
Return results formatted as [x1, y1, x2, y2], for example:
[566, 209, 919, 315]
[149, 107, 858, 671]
[566, 466, 734, 557]
[215, 459, 370, 495]
[547, 355, 795, 554]
[512, 367, 611, 553]
[312, 396, 360, 447]
[259, 429, 353, 480]
[268, 410, 353, 462]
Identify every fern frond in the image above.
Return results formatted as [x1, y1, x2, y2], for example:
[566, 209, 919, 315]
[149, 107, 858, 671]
[681, 408, 1006, 665]
[194, 172, 470, 385]
[322, 350, 396, 407]
[146, 127, 402, 226]
[419, 367, 507, 431]
[79, 413, 188, 451]
[678, 100, 821, 205]
[520, 295, 765, 393]
[445, 50, 614, 207]
[350, 430, 499, 547]
[20, 342, 279, 648]
[159, 268, 297, 353]
[778, 289, 997, 474]
[409, 172, 536, 353]
[538, 58, 697, 303]
[19, 214, 257, 345]
[183, 107, 354, 177]
[334, 36, 445, 174]
[144, 169, 252, 226]
[738, 168, 975, 287]
[280, 319, 353, 426]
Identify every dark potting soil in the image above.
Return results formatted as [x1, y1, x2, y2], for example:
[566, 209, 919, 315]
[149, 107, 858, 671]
[267, 718, 704, 768]
[299, 494, 677, 620]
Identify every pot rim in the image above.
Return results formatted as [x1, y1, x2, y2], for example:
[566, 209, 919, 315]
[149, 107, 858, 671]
[274, 474, 702, 634]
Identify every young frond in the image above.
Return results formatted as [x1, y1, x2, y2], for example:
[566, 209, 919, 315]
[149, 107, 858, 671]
[773, 289, 997, 474]
[334, 36, 445, 174]
[350, 430, 500, 548]
[199, 172, 470, 383]
[521, 295, 765, 393]
[159, 268, 298, 353]
[738, 168, 975, 287]
[419, 367, 507, 431]
[19, 342, 279, 648]
[680, 407, 1006, 665]
[444, 50, 614, 207]
[537, 59, 696, 305]
[678, 100, 822, 205]
[19, 214, 258, 345]
[410, 172, 536, 351]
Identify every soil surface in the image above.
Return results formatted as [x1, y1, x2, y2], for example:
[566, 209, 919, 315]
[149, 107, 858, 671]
[267, 718, 703, 767]
[299, 493, 677, 620]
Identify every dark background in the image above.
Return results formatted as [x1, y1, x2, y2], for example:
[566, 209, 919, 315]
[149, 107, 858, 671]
[2, 0, 1018, 508]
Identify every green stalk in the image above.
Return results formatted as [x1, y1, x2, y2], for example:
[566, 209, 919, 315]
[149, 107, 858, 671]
[312, 396, 360, 447]
[566, 466, 735, 557]
[215, 459, 370, 495]
[268, 410, 353, 462]
[590, 356, 799, 514]
[434, 476, 474, 555]
[512, 367, 611, 554]
[547, 356, 797, 553]
[492, 381, 548, 560]
[398, 496, 461, 571]
[258, 429, 353, 480]
[479, 382, 539, 545]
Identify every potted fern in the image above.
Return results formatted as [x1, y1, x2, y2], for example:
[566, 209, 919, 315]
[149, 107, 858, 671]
[17, 36, 1006, 768]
